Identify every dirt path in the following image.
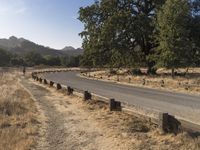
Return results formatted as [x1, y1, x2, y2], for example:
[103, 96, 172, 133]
[20, 78, 131, 150]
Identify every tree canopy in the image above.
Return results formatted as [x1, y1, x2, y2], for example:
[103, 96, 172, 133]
[78, 0, 200, 74]
[155, 0, 192, 69]
[0, 50, 81, 67]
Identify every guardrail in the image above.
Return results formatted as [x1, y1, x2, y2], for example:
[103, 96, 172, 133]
[31, 69, 200, 134]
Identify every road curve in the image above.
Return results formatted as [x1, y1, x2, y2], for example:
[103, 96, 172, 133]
[44, 71, 200, 125]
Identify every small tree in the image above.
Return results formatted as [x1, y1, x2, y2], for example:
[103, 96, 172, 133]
[155, 0, 192, 77]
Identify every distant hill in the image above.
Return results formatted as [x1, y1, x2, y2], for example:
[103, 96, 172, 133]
[62, 46, 76, 51]
[0, 36, 83, 56]
[0, 36, 25, 49]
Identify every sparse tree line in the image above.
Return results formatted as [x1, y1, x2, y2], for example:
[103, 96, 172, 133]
[78, 0, 200, 76]
[0, 49, 81, 67]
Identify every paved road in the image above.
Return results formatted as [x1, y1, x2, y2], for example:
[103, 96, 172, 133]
[44, 71, 200, 125]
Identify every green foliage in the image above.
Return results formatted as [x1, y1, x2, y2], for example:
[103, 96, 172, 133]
[78, 0, 165, 70]
[0, 49, 11, 66]
[0, 50, 81, 67]
[44, 55, 61, 66]
[67, 55, 81, 67]
[23, 53, 81, 67]
[60, 55, 81, 67]
[60, 55, 69, 67]
[78, 0, 200, 72]
[155, 0, 192, 69]
[189, 1, 200, 66]
[131, 68, 142, 75]
[24, 51, 45, 66]
[147, 67, 157, 75]
[10, 55, 24, 66]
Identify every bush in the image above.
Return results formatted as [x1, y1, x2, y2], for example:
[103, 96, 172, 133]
[131, 68, 142, 75]
[109, 69, 117, 75]
[147, 68, 157, 75]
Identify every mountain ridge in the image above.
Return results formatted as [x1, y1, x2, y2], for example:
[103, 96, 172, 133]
[0, 36, 83, 56]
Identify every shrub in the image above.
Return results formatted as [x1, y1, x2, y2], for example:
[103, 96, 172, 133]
[131, 68, 142, 75]
[109, 69, 117, 75]
[147, 68, 157, 75]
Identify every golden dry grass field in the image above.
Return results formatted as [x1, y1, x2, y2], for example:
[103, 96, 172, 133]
[0, 72, 40, 150]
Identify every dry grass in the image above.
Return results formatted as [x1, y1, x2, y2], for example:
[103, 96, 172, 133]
[83, 68, 200, 95]
[0, 73, 39, 150]
[82, 100, 200, 150]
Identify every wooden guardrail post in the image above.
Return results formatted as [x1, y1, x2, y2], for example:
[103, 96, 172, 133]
[32, 75, 37, 80]
[159, 113, 181, 134]
[128, 77, 131, 83]
[109, 99, 115, 111]
[67, 87, 73, 95]
[159, 113, 168, 132]
[43, 79, 48, 85]
[160, 80, 165, 87]
[109, 99, 122, 111]
[185, 82, 190, 90]
[57, 83, 62, 90]
[142, 78, 146, 85]
[50, 81, 54, 87]
[39, 78, 43, 83]
[31, 73, 35, 79]
[83, 91, 92, 101]
[117, 75, 119, 81]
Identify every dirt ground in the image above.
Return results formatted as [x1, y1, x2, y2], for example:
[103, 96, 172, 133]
[20, 76, 200, 150]
[81, 68, 200, 96]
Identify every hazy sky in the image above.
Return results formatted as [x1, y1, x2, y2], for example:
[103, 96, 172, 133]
[0, 0, 94, 49]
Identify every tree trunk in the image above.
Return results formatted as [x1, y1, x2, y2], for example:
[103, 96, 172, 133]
[172, 68, 175, 78]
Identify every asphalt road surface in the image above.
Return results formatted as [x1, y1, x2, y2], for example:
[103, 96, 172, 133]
[44, 71, 200, 125]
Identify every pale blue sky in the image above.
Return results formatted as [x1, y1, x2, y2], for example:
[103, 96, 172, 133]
[0, 0, 94, 49]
